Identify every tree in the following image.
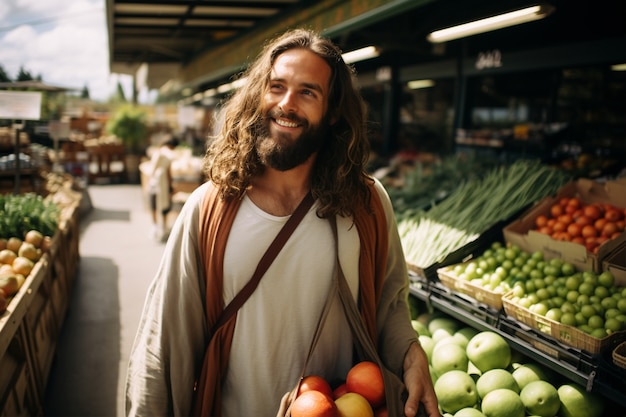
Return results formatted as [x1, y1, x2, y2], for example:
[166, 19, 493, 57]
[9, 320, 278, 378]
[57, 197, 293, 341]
[16, 66, 35, 81]
[0, 65, 11, 82]
[81, 85, 90, 99]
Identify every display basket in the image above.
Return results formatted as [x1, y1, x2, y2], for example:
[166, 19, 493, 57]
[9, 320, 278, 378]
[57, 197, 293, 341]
[613, 341, 626, 370]
[502, 291, 626, 354]
[436, 266, 505, 310]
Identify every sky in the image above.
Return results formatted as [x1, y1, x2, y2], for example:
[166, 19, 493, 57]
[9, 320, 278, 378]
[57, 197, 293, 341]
[0, 0, 135, 102]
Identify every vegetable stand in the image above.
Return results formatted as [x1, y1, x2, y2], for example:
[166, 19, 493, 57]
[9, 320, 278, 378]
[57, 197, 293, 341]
[0, 192, 80, 415]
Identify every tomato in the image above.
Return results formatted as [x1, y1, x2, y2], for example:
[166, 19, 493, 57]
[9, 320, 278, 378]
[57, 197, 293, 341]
[535, 214, 549, 229]
[550, 204, 564, 218]
[538, 226, 553, 235]
[559, 197, 571, 207]
[553, 221, 567, 233]
[602, 222, 618, 237]
[594, 218, 607, 232]
[567, 223, 582, 238]
[567, 197, 582, 210]
[583, 205, 602, 220]
[575, 215, 592, 226]
[605, 208, 623, 222]
[581, 225, 598, 238]
[558, 214, 573, 225]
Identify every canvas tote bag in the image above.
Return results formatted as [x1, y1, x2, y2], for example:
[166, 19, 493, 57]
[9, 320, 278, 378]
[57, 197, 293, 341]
[277, 216, 411, 416]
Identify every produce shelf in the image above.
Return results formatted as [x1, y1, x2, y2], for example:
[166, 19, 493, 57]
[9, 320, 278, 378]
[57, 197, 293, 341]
[409, 274, 626, 407]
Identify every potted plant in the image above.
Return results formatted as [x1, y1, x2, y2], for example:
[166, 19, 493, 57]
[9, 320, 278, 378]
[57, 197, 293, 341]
[106, 105, 148, 183]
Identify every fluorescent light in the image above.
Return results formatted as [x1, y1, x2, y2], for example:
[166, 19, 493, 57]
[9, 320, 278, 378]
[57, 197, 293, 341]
[427, 4, 555, 43]
[342, 46, 379, 64]
[408, 79, 435, 89]
[611, 63, 626, 71]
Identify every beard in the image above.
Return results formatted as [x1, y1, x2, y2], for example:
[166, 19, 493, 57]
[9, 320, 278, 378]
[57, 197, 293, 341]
[255, 109, 331, 171]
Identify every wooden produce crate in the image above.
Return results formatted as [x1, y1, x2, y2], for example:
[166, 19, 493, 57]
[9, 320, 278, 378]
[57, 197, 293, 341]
[614, 341, 626, 370]
[0, 325, 40, 417]
[21, 254, 59, 401]
[437, 266, 505, 310]
[502, 291, 626, 354]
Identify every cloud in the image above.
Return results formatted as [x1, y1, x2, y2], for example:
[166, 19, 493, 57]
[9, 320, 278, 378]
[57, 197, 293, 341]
[0, 0, 134, 102]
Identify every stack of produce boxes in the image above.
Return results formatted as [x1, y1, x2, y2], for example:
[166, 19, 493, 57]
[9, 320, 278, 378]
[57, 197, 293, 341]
[501, 178, 626, 355]
[0, 186, 81, 416]
[436, 178, 626, 357]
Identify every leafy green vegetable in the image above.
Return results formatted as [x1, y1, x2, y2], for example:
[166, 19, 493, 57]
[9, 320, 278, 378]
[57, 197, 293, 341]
[0, 193, 60, 239]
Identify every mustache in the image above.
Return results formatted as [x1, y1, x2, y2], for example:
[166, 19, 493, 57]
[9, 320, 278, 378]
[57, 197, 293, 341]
[266, 109, 305, 125]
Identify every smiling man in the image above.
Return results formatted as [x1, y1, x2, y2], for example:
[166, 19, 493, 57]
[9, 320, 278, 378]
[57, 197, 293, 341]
[125, 28, 440, 417]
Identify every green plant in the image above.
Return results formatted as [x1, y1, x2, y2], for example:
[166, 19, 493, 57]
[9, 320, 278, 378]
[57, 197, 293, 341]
[106, 105, 148, 155]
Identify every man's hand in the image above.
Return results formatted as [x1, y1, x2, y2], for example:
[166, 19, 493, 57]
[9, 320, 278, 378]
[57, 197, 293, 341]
[402, 341, 441, 417]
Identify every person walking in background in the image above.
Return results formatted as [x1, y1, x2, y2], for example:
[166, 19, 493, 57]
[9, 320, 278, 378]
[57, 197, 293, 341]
[146, 136, 179, 241]
[126, 28, 439, 417]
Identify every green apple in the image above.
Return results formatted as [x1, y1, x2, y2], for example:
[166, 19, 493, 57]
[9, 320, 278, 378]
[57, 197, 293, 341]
[511, 363, 551, 390]
[466, 331, 511, 372]
[476, 369, 519, 399]
[434, 370, 478, 414]
[454, 408, 486, 417]
[428, 316, 461, 335]
[557, 383, 605, 417]
[431, 343, 468, 375]
[520, 380, 560, 417]
[431, 327, 456, 344]
[480, 388, 525, 417]
[419, 335, 435, 363]
[455, 326, 480, 346]
[411, 319, 431, 336]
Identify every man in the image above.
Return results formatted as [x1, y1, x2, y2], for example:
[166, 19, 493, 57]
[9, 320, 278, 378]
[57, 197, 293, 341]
[126, 28, 440, 417]
[145, 136, 179, 241]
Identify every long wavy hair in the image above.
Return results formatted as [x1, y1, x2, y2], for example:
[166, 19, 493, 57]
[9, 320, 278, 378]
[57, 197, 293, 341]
[204, 28, 373, 218]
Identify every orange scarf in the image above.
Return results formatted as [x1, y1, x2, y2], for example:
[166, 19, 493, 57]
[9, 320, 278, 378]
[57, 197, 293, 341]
[192, 182, 388, 416]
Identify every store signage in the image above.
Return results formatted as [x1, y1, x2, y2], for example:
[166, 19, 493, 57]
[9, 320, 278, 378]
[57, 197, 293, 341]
[475, 49, 503, 70]
[0, 91, 42, 120]
[48, 120, 70, 140]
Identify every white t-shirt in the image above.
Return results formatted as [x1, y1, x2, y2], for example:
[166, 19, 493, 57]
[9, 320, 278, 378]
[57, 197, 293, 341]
[221, 195, 358, 416]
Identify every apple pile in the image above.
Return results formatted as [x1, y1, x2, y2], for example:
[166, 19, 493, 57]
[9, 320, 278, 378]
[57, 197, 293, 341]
[0, 230, 51, 314]
[290, 361, 388, 417]
[532, 196, 625, 254]
[412, 314, 607, 417]
[450, 241, 626, 339]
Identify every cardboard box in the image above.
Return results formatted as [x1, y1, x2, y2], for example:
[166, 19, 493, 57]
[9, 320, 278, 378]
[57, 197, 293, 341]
[604, 242, 626, 286]
[503, 179, 626, 273]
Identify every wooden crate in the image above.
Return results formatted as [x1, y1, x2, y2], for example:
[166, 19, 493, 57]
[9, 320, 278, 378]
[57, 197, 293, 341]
[0, 325, 40, 416]
[502, 291, 626, 354]
[437, 266, 505, 310]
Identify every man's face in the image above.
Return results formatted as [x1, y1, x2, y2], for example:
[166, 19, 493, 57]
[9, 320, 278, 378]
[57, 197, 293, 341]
[256, 48, 333, 171]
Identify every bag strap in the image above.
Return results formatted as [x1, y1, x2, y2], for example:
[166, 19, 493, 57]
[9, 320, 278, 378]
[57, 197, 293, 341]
[329, 216, 409, 417]
[210, 191, 315, 335]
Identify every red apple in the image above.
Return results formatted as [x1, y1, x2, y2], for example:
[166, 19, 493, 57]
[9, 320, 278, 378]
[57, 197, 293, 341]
[298, 375, 333, 399]
[346, 361, 385, 409]
[291, 390, 338, 417]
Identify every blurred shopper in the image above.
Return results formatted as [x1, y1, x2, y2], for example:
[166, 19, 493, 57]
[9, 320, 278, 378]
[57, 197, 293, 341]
[146, 136, 179, 241]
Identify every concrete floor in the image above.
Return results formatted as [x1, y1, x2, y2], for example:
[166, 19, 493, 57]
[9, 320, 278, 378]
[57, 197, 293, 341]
[43, 184, 177, 417]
